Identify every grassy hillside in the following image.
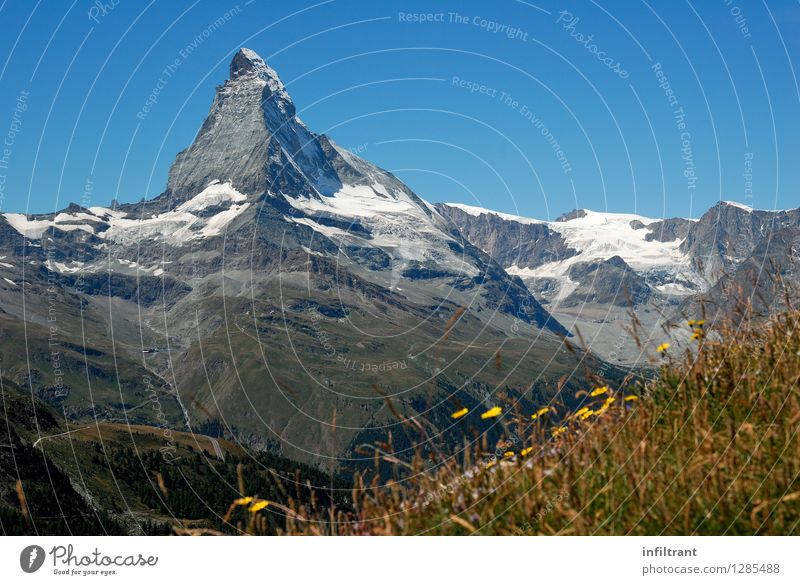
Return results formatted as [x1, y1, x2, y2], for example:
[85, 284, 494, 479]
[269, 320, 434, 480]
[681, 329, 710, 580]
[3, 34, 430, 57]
[0, 313, 183, 427]
[274, 308, 800, 535]
[0, 376, 346, 535]
[5, 307, 798, 535]
[170, 286, 603, 468]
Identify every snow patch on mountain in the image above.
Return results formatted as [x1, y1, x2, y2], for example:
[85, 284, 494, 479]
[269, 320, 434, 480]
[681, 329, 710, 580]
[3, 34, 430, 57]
[287, 185, 478, 275]
[448, 205, 688, 272]
[175, 180, 247, 212]
[287, 216, 352, 241]
[3, 181, 251, 248]
[53, 261, 84, 274]
[721, 200, 753, 212]
[103, 182, 250, 245]
[53, 211, 105, 224]
[445, 202, 545, 225]
[3, 213, 95, 239]
[444, 204, 707, 296]
[545, 210, 687, 272]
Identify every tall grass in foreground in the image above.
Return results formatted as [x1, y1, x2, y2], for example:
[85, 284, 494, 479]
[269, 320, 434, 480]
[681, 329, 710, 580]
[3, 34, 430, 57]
[224, 309, 800, 535]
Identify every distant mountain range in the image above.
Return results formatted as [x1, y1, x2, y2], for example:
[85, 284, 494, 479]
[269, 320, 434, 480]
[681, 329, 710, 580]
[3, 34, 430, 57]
[0, 48, 797, 474]
[438, 201, 800, 363]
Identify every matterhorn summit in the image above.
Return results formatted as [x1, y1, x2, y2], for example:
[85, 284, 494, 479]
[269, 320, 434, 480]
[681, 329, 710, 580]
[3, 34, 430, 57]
[166, 47, 339, 201]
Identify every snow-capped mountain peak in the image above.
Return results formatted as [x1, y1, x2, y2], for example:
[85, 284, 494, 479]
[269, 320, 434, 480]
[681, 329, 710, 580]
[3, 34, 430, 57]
[441, 203, 691, 270]
[164, 47, 338, 202]
[229, 47, 295, 119]
[0, 48, 570, 336]
[230, 47, 279, 83]
[437, 203, 706, 300]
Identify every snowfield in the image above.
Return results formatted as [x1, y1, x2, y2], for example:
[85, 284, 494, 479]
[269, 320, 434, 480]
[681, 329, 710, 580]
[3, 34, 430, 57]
[2, 181, 251, 248]
[286, 184, 480, 276]
[445, 203, 707, 296]
[4, 213, 96, 239]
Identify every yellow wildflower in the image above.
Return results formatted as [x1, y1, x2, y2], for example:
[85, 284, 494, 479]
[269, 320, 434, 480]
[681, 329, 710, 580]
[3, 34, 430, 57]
[520, 447, 533, 457]
[695, 320, 705, 327]
[486, 460, 497, 469]
[590, 386, 609, 397]
[656, 343, 670, 353]
[579, 409, 595, 420]
[248, 500, 269, 513]
[552, 426, 567, 437]
[574, 406, 590, 418]
[531, 406, 551, 420]
[687, 319, 696, 327]
[503, 451, 515, 458]
[481, 406, 502, 419]
[450, 407, 468, 420]
[624, 395, 639, 402]
[234, 496, 254, 506]
[604, 396, 616, 406]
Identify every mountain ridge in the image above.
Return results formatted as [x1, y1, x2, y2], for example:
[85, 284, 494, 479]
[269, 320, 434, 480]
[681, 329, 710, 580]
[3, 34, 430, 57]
[437, 200, 800, 364]
[0, 48, 593, 469]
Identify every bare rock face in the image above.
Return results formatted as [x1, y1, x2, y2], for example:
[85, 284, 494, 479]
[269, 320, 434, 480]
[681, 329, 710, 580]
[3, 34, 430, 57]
[682, 222, 800, 319]
[556, 209, 587, 222]
[643, 217, 694, 243]
[680, 202, 800, 283]
[435, 203, 578, 270]
[0, 215, 24, 251]
[561, 256, 652, 308]
[166, 48, 340, 203]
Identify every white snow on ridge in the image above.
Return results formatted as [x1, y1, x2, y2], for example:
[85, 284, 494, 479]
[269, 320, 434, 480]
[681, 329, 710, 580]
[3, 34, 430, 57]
[447, 204, 686, 272]
[288, 216, 353, 241]
[3, 213, 94, 239]
[53, 211, 106, 224]
[103, 211, 196, 245]
[444, 202, 544, 225]
[105, 181, 250, 244]
[176, 180, 247, 213]
[288, 184, 422, 219]
[721, 200, 753, 212]
[3, 181, 250, 246]
[286, 184, 478, 275]
[448, 204, 706, 296]
[545, 209, 686, 272]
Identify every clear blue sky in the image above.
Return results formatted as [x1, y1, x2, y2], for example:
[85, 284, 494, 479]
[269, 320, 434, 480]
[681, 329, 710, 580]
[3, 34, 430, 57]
[0, 0, 798, 219]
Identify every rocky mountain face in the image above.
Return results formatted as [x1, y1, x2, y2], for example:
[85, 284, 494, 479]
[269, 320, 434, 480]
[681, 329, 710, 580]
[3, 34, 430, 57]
[437, 201, 799, 363]
[561, 256, 652, 308]
[0, 49, 589, 470]
[5, 48, 791, 468]
[679, 202, 800, 285]
[166, 48, 340, 204]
